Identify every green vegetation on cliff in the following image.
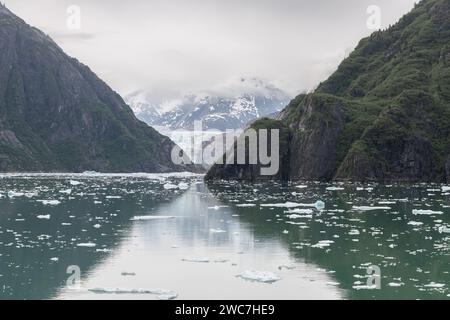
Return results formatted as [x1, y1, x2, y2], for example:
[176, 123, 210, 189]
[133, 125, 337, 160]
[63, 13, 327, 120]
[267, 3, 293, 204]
[208, 0, 450, 182]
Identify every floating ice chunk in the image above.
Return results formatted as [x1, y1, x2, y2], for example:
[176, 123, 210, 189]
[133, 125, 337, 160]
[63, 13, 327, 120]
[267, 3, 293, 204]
[261, 202, 303, 208]
[8, 191, 24, 198]
[412, 209, 443, 215]
[210, 228, 226, 234]
[353, 284, 378, 290]
[438, 226, 450, 234]
[349, 229, 360, 236]
[314, 201, 326, 210]
[352, 206, 391, 211]
[163, 183, 178, 190]
[408, 221, 423, 226]
[237, 270, 281, 283]
[442, 186, 450, 192]
[37, 200, 61, 206]
[388, 282, 404, 287]
[295, 185, 308, 189]
[423, 282, 445, 288]
[24, 192, 38, 198]
[236, 204, 256, 207]
[96, 248, 112, 253]
[208, 205, 229, 210]
[37, 215, 51, 220]
[285, 208, 313, 215]
[181, 257, 210, 263]
[88, 288, 177, 300]
[131, 216, 175, 221]
[262, 201, 325, 210]
[312, 240, 334, 248]
[69, 180, 82, 186]
[93, 224, 101, 229]
[287, 214, 313, 219]
[59, 189, 72, 195]
[178, 182, 189, 190]
[77, 242, 96, 248]
[326, 187, 345, 191]
[50, 257, 59, 262]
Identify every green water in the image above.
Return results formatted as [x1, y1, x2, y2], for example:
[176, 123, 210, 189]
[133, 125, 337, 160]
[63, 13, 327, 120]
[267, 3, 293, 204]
[0, 173, 449, 300]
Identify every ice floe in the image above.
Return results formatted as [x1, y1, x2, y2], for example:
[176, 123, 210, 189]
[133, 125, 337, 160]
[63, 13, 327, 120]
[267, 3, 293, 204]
[412, 209, 443, 215]
[130, 215, 175, 221]
[352, 206, 391, 211]
[37, 200, 61, 206]
[181, 257, 210, 263]
[88, 288, 177, 300]
[237, 270, 281, 283]
[77, 242, 96, 248]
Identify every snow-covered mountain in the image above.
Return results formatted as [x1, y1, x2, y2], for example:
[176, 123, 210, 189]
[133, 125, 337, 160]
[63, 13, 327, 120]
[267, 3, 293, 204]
[126, 78, 291, 131]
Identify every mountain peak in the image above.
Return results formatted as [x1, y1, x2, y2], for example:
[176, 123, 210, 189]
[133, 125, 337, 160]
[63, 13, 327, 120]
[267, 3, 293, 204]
[127, 78, 291, 131]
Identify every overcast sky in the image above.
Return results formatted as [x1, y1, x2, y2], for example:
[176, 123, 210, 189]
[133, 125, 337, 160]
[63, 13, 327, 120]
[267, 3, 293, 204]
[3, 0, 418, 99]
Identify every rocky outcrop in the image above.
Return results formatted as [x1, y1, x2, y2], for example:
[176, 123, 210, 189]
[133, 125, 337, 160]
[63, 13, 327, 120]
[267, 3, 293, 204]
[207, 0, 450, 182]
[0, 5, 187, 173]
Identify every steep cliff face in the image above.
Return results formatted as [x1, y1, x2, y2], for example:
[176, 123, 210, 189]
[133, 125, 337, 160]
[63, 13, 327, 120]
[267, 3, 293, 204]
[207, 0, 450, 182]
[0, 5, 185, 173]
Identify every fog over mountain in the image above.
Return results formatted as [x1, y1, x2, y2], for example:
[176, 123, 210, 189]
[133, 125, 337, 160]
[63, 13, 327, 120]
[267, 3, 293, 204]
[2, 0, 418, 101]
[126, 77, 291, 130]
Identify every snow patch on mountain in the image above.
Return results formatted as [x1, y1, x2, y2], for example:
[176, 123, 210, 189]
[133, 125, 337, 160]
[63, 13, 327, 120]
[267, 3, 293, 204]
[126, 77, 291, 131]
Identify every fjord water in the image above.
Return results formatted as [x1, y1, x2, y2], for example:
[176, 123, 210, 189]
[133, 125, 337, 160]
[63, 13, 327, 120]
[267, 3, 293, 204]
[0, 174, 449, 300]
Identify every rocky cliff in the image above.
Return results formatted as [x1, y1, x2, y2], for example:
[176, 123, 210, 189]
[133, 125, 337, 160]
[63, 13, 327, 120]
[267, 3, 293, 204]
[0, 4, 186, 173]
[207, 0, 450, 182]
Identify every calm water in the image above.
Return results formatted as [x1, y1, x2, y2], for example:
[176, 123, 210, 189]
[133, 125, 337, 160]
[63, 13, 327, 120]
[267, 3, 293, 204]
[0, 173, 449, 300]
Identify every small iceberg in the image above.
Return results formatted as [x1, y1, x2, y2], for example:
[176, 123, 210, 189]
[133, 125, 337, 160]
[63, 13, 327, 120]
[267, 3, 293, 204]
[237, 270, 281, 283]
[438, 226, 450, 234]
[326, 186, 345, 191]
[352, 206, 391, 211]
[408, 221, 423, 226]
[261, 201, 325, 210]
[210, 228, 226, 234]
[423, 282, 445, 289]
[88, 288, 177, 300]
[131, 215, 175, 221]
[8, 191, 25, 198]
[37, 200, 61, 206]
[181, 257, 210, 263]
[37, 214, 51, 220]
[77, 242, 96, 248]
[285, 208, 314, 214]
[311, 240, 334, 248]
[69, 180, 83, 186]
[178, 182, 190, 190]
[412, 209, 443, 215]
[236, 204, 256, 207]
[163, 183, 178, 190]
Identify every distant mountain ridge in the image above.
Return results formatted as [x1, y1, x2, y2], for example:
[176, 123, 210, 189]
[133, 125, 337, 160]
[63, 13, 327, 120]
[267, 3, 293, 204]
[0, 4, 187, 172]
[127, 78, 291, 131]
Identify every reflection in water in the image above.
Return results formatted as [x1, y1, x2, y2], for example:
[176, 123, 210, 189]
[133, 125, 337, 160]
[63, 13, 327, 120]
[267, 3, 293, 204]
[1, 174, 449, 299]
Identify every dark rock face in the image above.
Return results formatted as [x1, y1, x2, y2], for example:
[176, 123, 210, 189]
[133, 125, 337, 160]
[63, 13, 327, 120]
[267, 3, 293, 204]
[0, 5, 186, 173]
[207, 0, 450, 182]
[205, 118, 291, 181]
